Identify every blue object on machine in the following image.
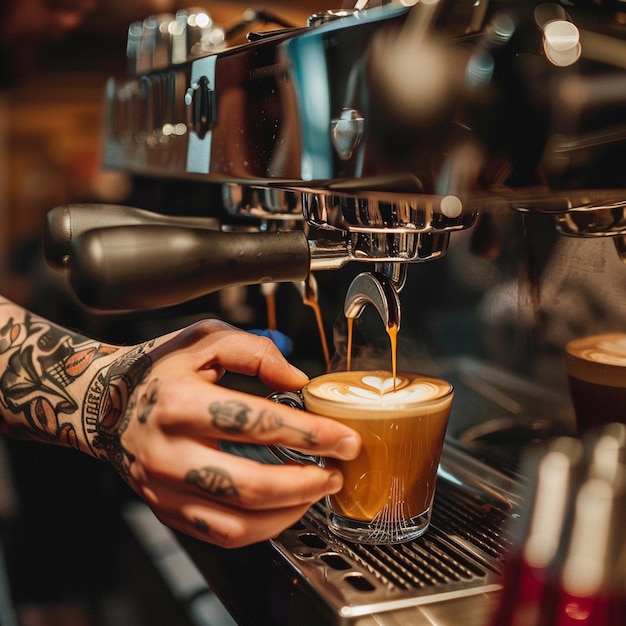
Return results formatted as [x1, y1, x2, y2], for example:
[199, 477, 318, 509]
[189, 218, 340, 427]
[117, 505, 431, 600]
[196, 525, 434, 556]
[248, 329, 294, 356]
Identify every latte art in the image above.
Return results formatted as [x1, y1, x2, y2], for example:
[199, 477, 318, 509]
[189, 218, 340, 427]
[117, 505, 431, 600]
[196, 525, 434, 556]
[565, 333, 626, 433]
[583, 337, 626, 366]
[313, 375, 443, 405]
[566, 333, 626, 373]
[304, 371, 453, 415]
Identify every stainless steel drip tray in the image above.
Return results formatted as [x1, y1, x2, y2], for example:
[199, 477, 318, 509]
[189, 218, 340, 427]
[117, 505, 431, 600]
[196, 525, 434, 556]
[270, 442, 523, 625]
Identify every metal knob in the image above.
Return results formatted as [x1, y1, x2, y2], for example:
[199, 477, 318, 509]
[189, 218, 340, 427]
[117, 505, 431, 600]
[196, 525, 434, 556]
[331, 108, 364, 161]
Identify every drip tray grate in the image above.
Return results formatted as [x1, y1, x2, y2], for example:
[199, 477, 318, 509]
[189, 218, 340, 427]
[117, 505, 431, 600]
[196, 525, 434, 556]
[270, 442, 522, 623]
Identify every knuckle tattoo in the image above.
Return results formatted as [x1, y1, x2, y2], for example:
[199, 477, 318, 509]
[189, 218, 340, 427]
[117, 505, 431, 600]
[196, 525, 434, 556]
[186, 466, 239, 498]
[209, 401, 250, 433]
[209, 401, 319, 447]
[192, 517, 210, 536]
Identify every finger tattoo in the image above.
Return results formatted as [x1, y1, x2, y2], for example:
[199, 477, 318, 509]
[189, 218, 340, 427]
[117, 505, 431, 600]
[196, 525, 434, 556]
[209, 401, 318, 446]
[209, 400, 250, 433]
[192, 517, 210, 536]
[186, 466, 239, 497]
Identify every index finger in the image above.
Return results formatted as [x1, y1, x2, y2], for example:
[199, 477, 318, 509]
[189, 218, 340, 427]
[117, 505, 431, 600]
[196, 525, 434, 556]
[161, 320, 310, 391]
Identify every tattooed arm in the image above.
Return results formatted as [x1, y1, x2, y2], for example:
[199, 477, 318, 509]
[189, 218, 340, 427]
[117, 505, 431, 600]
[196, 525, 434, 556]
[0, 296, 360, 547]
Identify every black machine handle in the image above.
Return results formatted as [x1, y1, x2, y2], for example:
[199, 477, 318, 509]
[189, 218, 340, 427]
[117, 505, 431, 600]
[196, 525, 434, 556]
[67, 225, 311, 311]
[44, 203, 311, 311]
[44, 203, 221, 268]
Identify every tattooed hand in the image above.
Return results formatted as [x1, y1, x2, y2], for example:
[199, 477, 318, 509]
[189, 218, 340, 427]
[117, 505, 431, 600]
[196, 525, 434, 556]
[0, 298, 361, 548]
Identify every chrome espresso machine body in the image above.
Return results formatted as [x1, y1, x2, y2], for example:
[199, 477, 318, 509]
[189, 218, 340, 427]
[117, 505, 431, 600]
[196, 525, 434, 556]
[45, 0, 626, 314]
[44, 1, 626, 624]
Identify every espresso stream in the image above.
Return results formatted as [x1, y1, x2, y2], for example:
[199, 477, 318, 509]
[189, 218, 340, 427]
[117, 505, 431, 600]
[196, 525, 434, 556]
[303, 291, 331, 371]
[264, 289, 330, 370]
[347, 317, 399, 386]
[303, 372, 452, 522]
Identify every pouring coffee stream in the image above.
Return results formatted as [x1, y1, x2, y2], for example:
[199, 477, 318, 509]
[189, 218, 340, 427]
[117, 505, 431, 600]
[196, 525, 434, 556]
[293, 273, 332, 370]
[343, 271, 401, 388]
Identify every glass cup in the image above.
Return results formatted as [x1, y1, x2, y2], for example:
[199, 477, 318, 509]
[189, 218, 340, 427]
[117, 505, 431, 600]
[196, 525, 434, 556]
[564, 333, 626, 434]
[273, 370, 453, 544]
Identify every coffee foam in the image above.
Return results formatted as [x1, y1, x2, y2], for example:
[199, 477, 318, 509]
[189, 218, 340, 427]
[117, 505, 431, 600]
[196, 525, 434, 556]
[565, 333, 626, 386]
[303, 371, 453, 419]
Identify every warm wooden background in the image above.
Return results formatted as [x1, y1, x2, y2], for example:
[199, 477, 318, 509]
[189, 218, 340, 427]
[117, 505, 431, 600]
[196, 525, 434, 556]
[0, 0, 325, 299]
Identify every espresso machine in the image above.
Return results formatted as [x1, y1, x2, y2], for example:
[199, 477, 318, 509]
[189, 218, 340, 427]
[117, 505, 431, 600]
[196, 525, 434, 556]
[43, 1, 626, 623]
[44, 0, 626, 351]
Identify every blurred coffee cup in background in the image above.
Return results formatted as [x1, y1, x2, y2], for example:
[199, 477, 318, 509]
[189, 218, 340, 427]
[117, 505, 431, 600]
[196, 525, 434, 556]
[564, 333, 626, 435]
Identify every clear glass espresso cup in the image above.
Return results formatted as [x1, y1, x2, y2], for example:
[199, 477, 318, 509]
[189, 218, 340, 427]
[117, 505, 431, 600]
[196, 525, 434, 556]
[272, 370, 454, 545]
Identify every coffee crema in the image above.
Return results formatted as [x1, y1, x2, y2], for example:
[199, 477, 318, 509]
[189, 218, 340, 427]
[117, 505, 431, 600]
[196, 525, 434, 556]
[565, 333, 626, 386]
[304, 371, 453, 418]
[565, 333, 626, 434]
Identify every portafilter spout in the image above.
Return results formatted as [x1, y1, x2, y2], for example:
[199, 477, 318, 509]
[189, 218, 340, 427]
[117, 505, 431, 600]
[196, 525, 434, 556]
[343, 271, 401, 333]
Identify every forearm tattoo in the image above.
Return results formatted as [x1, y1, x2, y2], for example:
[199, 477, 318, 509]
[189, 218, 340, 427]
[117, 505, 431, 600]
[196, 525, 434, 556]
[0, 311, 116, 447]
[82, 342, 154, 478]
[0, 305, 159, 482]
[209, 401, 318, 446]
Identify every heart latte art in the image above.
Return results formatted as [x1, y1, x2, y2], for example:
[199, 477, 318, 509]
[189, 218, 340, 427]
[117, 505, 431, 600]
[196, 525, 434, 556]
[305, 371, 452, 410]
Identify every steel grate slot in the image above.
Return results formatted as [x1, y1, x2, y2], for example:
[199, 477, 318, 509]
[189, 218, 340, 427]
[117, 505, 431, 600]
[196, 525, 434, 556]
[366, 543, 458, 587]
[432, 509, 510, 562]
[349, 545, 415, 590]
[344, 575, 376, 592]
[432, 511, 509, 563]
[379, 544, 452, 587]
[427, 526, 503, 576]
[375, 542, 459, 588]
[431, 487, 512, 560]
[320, 553, 352, 570]
[402, 535, 488, 581]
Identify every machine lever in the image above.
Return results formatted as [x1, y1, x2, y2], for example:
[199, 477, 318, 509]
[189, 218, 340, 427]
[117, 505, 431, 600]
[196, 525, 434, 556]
[67, 225, 311, 311]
